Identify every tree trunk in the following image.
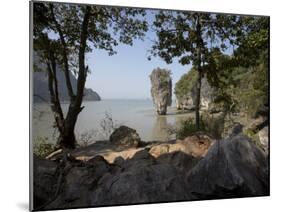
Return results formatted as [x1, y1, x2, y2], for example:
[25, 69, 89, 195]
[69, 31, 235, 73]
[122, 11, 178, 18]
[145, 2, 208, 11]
[45, 49, 77, 149]
[195, 70, 202, 130]
[47, 6, 91, 149]
[57, 6, 91, 149]
[57, 110, 77, 149]
[45, 45, 65, 139]
[195, 14, 203, 130]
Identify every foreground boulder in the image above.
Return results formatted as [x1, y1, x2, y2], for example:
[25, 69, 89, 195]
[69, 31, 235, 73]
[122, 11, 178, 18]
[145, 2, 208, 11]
[149, 135, 215, 158]
[109, 125, 141, 147]
[90, 150, 196, 206]
[186, 134, 269, 199]
[45, 156, 113, 209]
[33, 155, 58, 209]
[73, 134, 214, 164]
[34, 134, 269, 210]
[150, 68, 172, 115]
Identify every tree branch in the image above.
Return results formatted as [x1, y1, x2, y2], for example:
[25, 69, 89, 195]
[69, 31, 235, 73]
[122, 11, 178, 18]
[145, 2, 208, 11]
[46, 59, 64, 133]
[49, 51, 64, 122]
[75, 6, 91, 108]
[49, 4, 75, 100]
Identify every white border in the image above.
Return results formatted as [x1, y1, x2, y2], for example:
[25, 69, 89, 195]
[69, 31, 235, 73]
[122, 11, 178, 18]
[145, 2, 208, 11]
[0, 0, 280, 212]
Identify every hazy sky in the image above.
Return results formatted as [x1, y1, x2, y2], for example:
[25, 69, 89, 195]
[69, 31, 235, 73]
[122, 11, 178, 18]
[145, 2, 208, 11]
[45, 7, 236, 100]
[81, 9, 234, 100]
[85, 10, 190, 100]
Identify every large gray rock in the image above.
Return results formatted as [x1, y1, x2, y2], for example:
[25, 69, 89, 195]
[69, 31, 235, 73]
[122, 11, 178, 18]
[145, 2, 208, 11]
[90, 150, 194, 206]
[45, 156, 113, 209]
[109, 125, 141, 147]
[33, 155, 58, 210]
[186, 134, 269, 199]
[40, 150, 196, 209]
[150, 68, 172, 115]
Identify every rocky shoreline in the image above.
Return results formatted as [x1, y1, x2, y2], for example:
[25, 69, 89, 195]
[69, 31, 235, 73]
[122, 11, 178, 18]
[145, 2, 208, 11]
[33, 126, 269, 210]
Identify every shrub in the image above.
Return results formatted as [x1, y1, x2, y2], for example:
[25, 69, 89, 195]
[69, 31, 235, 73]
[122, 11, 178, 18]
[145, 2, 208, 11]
[211, 52, 268, 118]
[243, 128, 261, 148]
[174, 68, 197, 100]
[77, 129, 99, 146]
[33, 137, 55, 158]
[202, 112, 226, 139]
[176, 117, 206, 139]
[99, 111, 122, 139]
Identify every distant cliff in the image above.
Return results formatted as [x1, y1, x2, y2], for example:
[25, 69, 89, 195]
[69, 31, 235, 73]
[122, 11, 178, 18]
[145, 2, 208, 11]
[33, 56, 101, 103]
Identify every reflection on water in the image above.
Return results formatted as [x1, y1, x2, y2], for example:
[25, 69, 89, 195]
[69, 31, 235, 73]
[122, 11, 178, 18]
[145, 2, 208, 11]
[151, 116, 171, 141]
[32, 99, 193, 144]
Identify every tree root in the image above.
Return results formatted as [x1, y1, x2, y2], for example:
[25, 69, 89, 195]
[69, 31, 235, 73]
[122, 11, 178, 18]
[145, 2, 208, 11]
[45, 149, 63, 160]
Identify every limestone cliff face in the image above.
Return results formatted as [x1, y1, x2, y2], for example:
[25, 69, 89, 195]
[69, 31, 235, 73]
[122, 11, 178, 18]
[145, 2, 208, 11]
[193, 76, 214, 110]
[33, 71, 101, 102]
[150, 68, 172, 115]
[175, 70, 213, 111]
[33, 54, 101, 103]
[175, 92, 195, 110]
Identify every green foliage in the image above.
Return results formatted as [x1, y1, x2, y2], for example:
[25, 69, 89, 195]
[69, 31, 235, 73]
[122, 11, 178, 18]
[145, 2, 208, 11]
[157, 68, 172, 89]
[33, 137, 55, 158]
[174, 68, 197, 99]
[201, 112, 226, 139]
[176, 117, 206, 139]
[34, 2, 148, 65]
[204, 17, 269, 118]
[238, 63, 268, 117]
[244, 128, 255, 138]
[243, 128, 261, 148]
[211, 50, 268, 118]
[150, 11, 238, 67]
[234, 16, 269, 67]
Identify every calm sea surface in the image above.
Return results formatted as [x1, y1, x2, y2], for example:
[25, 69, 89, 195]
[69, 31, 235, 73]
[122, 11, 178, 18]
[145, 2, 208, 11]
[32, 99, 194, 144]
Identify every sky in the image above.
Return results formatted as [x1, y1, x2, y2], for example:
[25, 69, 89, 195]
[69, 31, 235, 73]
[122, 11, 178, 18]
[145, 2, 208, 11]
[85, 10, 190, 100]
[48, 8, 234, 100]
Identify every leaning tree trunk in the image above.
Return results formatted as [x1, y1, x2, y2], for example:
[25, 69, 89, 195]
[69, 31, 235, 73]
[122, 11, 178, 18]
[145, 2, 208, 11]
[45, 52, 77, 149]
[57, 105, 80, 149]
[59, 6, 91, 149]
[49, 5, 91, 149]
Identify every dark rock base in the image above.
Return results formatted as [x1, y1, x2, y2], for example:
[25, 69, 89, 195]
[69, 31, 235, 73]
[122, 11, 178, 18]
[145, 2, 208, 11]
[32, 134, 269, 210]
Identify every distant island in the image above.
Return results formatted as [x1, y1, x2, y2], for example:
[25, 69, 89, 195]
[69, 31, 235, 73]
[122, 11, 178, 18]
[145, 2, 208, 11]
[33, 56, 101, 103]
